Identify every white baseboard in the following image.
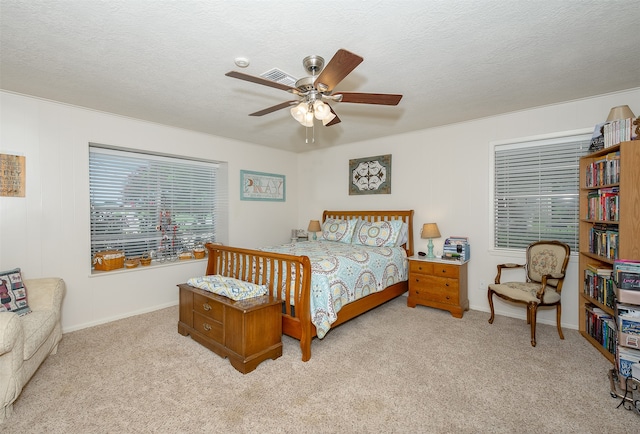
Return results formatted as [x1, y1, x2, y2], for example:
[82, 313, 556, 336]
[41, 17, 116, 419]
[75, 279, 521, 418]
[62, 301, 179, 334]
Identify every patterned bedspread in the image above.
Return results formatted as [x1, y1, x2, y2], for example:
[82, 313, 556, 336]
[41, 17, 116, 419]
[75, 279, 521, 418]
[260, 240, 408, 338]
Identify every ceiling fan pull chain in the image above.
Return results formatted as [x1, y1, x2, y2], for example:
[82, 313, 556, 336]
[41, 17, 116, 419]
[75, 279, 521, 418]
[305, 122, 315, 144]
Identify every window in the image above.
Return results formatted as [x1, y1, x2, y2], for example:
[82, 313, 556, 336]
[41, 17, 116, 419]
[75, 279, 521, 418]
[89, 145, 228, 269]
[492, 132, 591, 251]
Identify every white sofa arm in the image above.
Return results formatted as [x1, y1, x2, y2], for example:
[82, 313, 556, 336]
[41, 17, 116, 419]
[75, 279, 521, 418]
[0, 313, 22, 356]
[23, 278, 66, 314]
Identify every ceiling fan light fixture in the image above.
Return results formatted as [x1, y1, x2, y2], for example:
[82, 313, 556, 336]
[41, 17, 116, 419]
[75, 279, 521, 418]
[302, 110, 314, 127]
[322, 111, 337, 126]
[290, 102, 307, 123]
[313, 100, 331, 120]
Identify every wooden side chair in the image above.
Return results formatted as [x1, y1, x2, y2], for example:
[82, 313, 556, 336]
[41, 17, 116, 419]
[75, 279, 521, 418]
[488, 240, 571, 347]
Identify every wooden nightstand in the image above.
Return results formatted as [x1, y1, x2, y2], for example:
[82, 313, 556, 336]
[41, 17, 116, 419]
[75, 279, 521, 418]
[407, 256, 469, 318]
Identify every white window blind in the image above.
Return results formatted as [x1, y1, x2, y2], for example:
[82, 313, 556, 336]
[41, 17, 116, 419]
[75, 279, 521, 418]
[493, 134, 590, 250]
[89, 145, 227, 266]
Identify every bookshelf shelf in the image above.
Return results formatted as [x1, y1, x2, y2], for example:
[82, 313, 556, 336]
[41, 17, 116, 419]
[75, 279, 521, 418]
[581, 330, 615, 363]
[578, 141, 640, 363]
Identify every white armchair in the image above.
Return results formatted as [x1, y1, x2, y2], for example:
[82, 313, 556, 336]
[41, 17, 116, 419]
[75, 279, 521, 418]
[0, 277, 65, 422]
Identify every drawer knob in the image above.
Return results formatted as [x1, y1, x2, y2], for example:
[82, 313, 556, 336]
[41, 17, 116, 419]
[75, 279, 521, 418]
[445, 283, 449, 287]
[441, 269, 446, 273]
[203, 323, 211, 331]
[203, 303, 211, 311]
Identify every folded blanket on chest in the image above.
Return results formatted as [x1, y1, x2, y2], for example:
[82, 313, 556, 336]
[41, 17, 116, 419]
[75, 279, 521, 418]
[187, 275, 268, 301]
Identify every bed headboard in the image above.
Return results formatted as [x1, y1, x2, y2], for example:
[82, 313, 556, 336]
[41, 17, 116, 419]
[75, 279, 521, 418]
[322, 210, 414, 257]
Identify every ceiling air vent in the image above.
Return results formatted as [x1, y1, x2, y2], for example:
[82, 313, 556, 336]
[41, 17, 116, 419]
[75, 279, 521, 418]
[260, 68, 298, 87]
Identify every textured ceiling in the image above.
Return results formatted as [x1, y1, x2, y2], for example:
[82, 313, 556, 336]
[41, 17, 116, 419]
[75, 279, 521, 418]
[1, 0, 639, 153]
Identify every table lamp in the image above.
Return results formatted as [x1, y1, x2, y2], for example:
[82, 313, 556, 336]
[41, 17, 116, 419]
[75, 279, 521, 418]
[421, 223, 441, 259]
[308, 220, 321, 241]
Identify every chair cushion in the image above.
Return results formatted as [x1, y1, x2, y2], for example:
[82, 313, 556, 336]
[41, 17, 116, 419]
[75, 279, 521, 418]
[527, 245, 566, 287]
[489, 282, 561, 304]
[21, 310, 57, 360]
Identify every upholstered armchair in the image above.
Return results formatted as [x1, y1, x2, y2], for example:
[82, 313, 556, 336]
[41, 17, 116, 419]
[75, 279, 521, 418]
[0, 277, 65, 422]
[488, 241, 571, 347]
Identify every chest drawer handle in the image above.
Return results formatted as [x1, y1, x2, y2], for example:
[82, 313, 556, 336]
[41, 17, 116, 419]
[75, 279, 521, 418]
[203, 323, 211, 331]
[203, 303, 211, 311]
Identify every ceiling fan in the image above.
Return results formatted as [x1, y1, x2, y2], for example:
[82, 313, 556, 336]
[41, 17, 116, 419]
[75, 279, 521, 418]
[225, 49, 403, 128]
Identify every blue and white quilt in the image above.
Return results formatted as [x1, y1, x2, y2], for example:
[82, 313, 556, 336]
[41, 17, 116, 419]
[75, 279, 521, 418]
[260, 240, 408, 338]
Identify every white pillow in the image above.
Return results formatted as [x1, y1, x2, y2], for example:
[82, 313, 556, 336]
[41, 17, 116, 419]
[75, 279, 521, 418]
[395, 222, 409, 247]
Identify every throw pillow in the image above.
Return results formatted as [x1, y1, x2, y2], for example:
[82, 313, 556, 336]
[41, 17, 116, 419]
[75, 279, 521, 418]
[0, 268, 32, 316]
[321, 218, 358, 244]
[353, 219, 404, 247]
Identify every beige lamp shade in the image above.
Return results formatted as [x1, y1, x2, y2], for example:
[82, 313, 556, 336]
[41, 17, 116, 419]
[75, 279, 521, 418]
[308, 220, 321, 233]
[421, 223, 441, 239]
[606, 105, 635, 122]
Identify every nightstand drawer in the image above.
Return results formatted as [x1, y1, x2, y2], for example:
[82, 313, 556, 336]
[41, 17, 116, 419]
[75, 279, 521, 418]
[410, 276, 459, 305]
[194, 293, 224, 321]
[429, 263, 460, 278]
[193, 312, 224, 343]
[410, 261, 459, 278]
[409, 261, 434, 275]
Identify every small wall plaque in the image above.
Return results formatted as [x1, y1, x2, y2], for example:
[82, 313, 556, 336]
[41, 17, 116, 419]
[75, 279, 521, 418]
[0, 154, 26, 197]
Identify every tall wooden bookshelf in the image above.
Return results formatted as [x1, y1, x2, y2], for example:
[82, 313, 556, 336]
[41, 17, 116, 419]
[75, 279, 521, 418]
[578, 141, 640, 363]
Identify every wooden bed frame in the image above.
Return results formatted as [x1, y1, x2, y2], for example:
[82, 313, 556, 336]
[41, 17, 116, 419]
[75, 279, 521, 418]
[203, 210, 414, 361]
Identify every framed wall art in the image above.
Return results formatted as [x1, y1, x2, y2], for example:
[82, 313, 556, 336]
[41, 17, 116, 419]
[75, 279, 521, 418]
[349, 154, 391, 195]
[240, 170, 286, 201]
[0, 153, 26, 197]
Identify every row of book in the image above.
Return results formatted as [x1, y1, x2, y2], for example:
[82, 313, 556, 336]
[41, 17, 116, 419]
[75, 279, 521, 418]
[585, 304, 616, 356]
[602, 118, 637, 149]
[442, 236, 470, 262]
[584, 264, 615, 309]
[586, 187, 619, 221]
[588, 224, 618, 260]
[584, 151, 620, 187]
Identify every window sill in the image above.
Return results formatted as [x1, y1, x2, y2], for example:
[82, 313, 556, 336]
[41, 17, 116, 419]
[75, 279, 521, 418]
[89, 257, 207, 277]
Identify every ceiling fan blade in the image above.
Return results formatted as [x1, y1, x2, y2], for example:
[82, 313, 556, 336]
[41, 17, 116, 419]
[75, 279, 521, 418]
[225, 71, 297, 92]
[314, 49, 363, 93]
[324, 107, 341, 126]
[337, 92, 403, 105]
[249, 101, 298, 116]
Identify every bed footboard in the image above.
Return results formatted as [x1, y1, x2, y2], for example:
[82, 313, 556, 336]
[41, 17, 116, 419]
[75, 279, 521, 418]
[204, 243, 314, 361]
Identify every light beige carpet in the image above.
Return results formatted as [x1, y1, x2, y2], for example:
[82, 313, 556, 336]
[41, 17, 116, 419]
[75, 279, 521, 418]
[4, 297, 639, 433]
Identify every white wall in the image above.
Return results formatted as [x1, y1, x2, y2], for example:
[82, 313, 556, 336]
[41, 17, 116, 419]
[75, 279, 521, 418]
[3, 89, 638, 334]
[297, 88, 640, 330]
[0, 92, 300, 332]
